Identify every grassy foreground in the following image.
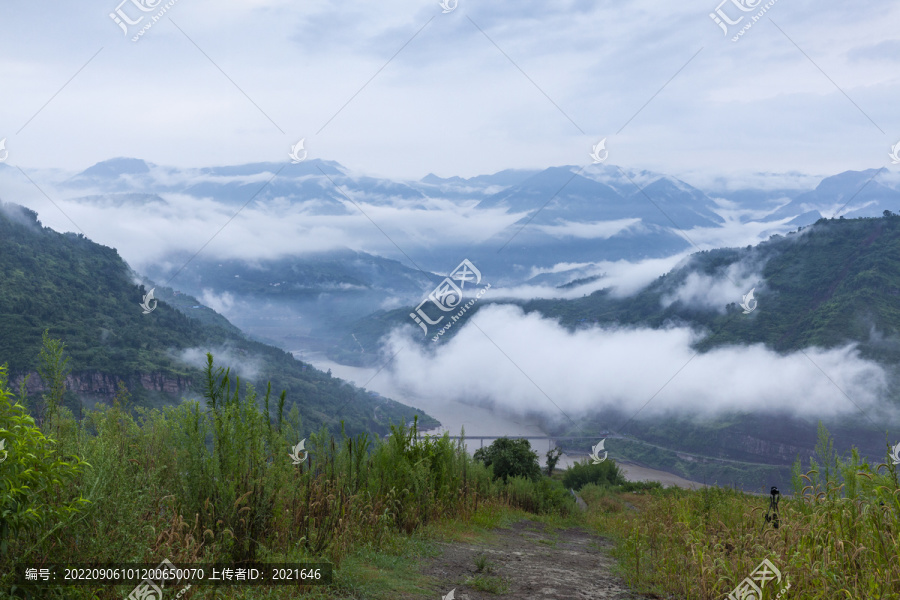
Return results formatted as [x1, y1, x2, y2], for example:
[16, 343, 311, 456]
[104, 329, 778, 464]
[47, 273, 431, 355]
[0, 347, 575, 600]
[581, 426, 900, 599]
[2, 337, 898, 599]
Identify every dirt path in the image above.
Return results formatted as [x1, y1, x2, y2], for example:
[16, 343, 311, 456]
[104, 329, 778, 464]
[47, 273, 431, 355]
[420, 520, 664, 600]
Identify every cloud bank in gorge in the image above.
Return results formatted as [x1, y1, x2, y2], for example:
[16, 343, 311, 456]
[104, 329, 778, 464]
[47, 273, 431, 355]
[380, 304, 892, 423]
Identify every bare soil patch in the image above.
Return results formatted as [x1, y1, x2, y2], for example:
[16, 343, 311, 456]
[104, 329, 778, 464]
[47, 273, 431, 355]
[419, 520, 672, 599]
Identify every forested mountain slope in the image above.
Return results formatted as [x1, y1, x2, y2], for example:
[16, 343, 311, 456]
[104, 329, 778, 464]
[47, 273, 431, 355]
[0, 202, 434, 435]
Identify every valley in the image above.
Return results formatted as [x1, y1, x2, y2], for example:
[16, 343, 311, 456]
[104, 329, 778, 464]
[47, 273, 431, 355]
[3, 5, 899, 595]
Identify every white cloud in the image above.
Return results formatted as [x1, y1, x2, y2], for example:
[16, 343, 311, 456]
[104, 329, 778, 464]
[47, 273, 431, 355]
[199, 289, 237, 315]
[661, 256, 764, 312]
[379, 304, 893, 423]
[602, 254, 691, 297]
[491, 253, 688, 301]
[2, 182, 520, 271]
[175, 346, 262, 382]
[531, 218, 641, 239]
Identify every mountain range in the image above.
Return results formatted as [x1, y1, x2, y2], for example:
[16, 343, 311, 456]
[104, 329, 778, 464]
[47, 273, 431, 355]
[12, 157, 899, 359]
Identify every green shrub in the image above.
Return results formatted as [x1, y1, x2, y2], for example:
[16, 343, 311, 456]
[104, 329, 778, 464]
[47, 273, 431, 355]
[473, 437, 541, 482]
[562, 458, 625, 491]
[0, 364, 89, 555]
[501, 475, 574, 514]
[465, 573, 510, 594]
[473, 553, 493, 573]
[620, 480, 662, 493]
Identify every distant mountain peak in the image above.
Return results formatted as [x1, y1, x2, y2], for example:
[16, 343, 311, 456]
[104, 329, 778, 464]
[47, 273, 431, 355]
[77, 157, 153, 179]
[421, 173, 465, 184]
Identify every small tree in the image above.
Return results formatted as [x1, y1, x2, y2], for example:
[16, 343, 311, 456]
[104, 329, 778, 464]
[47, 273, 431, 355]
[112, 380, 132, 412]
[37, 330, 70, 430]
[546, 447, 563, 478]
[473, 437, 541, 482]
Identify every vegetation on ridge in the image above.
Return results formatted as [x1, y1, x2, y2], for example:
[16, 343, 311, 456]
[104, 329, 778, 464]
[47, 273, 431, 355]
[0, 202, 432, 436]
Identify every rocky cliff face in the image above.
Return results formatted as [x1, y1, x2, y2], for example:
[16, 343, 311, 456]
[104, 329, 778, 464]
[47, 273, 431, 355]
[12, 371, 192, 400]
[138, 372, 191, 394]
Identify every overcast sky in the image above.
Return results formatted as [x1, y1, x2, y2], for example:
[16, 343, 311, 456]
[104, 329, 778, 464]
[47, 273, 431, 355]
[1, 0, 898, 186]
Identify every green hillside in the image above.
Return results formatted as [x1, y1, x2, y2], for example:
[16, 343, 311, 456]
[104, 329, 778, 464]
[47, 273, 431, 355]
[525, 214, 900, 360]
[0, 202, 436, 435]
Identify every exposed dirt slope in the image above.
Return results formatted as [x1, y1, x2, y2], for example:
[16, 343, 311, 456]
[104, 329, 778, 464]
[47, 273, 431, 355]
[419, 520, 673, 600]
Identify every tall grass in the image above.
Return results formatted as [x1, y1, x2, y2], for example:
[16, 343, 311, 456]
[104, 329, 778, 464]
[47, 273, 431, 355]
[0, 352, 573, 599]
[587, 424, 900, 599]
